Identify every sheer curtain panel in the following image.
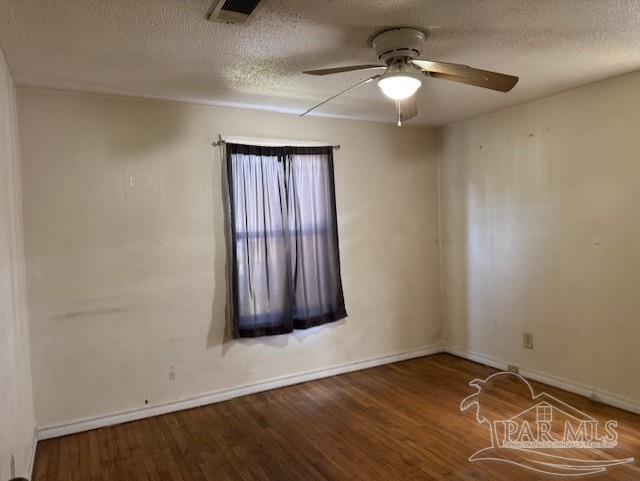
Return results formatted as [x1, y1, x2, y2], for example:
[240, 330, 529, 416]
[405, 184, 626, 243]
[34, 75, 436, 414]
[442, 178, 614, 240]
[224, 143, 347, 338]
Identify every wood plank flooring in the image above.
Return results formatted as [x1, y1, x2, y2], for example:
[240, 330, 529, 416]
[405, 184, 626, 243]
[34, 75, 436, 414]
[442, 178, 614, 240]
[32, 354, 640, 480]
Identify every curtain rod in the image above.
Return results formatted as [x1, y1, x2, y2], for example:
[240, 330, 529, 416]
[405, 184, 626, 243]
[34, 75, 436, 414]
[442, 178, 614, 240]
[211, 135, 340, 150]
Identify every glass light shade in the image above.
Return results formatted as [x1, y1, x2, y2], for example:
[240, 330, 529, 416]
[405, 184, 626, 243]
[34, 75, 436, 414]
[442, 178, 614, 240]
[378, 74, 422, 100]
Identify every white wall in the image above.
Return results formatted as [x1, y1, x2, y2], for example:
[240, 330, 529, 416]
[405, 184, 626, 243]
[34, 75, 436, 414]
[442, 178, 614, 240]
[17, 88, 442, 428]
[439, 70, 640, 405]
[0, 50, 36, 477]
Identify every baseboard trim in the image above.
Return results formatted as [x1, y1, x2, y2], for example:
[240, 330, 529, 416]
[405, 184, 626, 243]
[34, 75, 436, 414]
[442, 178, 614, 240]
[37, 344, 444, 440]
[443, 345, 640, 416]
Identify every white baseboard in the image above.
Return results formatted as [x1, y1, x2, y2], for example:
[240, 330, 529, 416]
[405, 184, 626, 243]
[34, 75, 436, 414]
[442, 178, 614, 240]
[37, 344, 444, 440]
[443, 345, 640, 416]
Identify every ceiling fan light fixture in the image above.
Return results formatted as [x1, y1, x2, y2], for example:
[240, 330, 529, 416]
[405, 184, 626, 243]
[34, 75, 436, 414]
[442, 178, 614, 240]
[377, 69, 422, 100]
[300, 25, 518, 122]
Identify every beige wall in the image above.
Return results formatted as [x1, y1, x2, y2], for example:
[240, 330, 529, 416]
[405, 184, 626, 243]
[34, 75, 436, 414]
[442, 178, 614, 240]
[0, 50, 35, 477]
[17, 88, 442, 427]
[439, 70, 640, 404]
[12, 65, 640, 435]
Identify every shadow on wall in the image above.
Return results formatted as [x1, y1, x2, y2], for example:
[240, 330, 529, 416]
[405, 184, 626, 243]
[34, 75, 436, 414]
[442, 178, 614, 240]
[106, 97, 189, 157]
[206, 144, 233, 352]
[441, 130, 471, 351]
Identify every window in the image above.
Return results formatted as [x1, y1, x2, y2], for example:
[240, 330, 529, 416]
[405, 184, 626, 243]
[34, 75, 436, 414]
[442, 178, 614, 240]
[537, 405, 553, 423]
[224, 143, 347, 338]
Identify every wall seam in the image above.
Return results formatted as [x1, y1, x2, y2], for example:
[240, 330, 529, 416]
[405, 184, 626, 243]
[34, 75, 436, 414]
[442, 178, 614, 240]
[435, 127, 447, 345]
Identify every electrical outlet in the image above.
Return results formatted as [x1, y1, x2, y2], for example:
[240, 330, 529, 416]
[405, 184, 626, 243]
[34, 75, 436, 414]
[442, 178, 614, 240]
[523, 332, 534, 350]
[507, 364, 520, 374]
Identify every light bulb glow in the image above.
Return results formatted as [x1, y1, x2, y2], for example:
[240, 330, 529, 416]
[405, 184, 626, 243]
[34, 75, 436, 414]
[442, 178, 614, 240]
[378, 74, 422, 100]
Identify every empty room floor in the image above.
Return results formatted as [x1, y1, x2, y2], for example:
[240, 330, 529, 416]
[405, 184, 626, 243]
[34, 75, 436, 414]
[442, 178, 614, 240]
[32, 354, 640, 481]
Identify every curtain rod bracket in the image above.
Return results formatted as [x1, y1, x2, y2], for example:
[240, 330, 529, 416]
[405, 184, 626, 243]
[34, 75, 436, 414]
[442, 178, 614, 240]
[212, 134, 225, 147]
[212, 135, 340, 150]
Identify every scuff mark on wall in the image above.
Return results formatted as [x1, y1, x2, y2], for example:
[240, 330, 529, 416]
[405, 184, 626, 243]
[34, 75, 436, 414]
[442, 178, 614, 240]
[51, 306, 128, 321]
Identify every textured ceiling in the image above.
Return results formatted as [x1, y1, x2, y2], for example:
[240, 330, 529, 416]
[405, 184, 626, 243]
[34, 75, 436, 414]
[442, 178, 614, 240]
[1, 0, 640, 125]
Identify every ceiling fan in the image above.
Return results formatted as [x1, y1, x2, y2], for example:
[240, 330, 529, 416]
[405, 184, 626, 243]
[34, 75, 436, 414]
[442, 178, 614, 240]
[300, 27, 519, 125]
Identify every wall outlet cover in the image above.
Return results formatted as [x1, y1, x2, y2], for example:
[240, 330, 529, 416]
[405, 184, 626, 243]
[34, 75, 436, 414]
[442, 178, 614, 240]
[507, 364, 520, 374]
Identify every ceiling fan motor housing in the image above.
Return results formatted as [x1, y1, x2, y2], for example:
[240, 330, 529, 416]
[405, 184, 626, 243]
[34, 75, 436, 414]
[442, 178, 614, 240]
[369, 27, 428, 64]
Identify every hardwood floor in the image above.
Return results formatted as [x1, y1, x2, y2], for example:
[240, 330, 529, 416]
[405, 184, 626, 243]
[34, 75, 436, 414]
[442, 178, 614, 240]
[33, 354, 640, 480]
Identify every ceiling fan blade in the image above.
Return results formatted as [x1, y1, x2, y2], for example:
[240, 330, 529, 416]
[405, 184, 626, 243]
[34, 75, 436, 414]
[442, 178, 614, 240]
[396, 94, 418, 126]
[411, 60, 518, 92]
[300, 74, 381, 117]
[303, 64, 386, 76]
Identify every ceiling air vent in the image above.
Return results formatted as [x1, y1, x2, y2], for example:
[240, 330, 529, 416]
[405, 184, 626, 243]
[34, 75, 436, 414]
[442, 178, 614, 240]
[207, 0, 263, 24]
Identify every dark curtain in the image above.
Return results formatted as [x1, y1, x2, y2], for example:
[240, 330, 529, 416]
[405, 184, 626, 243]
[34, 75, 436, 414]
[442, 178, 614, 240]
[224, 143, 347, 338]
